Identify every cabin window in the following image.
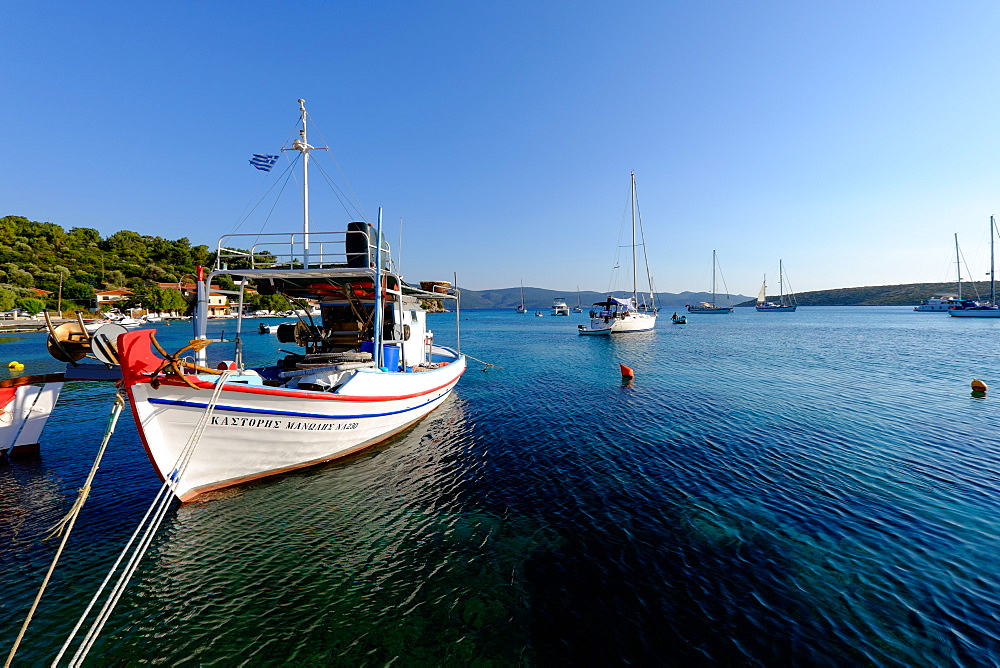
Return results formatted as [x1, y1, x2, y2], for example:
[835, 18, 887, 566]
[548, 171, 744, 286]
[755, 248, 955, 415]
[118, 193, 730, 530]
[410, 310, 419, 322]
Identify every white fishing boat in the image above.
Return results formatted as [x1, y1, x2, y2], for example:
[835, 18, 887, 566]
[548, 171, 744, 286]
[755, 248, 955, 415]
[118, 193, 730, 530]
[952, 216, 1000, 318]
[687, 250, 733, 314]
[580, 172, 657, 334]
[755, 260, 797, 312]
[516, 280, 528, 314]
[552, 298, 570, 316]
[45, 100, 466, 502]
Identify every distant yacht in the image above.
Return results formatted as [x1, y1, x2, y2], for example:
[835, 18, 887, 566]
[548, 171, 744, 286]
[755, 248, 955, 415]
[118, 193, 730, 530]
[687, 250, 733, 314]
[516, 280, 528, 314]
[952, 216, 1000, 318]
[552, 298, 570, 316]
[914, 295, 964, 312]
[916, 234, 965, 312]
[755, 260, 797, 312]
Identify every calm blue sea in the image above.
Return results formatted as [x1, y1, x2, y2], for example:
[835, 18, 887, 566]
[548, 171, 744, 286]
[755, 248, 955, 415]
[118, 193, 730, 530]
[3, 307, 1000, 665]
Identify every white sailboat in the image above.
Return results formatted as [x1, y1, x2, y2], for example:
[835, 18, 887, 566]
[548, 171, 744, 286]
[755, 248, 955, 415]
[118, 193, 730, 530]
[951, 216, 1000, 318]
[45, 99, 466, 502]
[579, 172, 657, 335]
[687, 250, 733, 314]
[516, 280, 527, 313]
[755, 260, 797, 312]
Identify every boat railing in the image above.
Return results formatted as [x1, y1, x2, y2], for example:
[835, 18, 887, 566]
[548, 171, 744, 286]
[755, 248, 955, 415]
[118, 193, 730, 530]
[215, 229, 395, 274]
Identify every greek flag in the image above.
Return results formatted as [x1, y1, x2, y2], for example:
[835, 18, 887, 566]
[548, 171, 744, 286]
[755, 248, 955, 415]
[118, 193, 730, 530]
[249, 154, 280, 172]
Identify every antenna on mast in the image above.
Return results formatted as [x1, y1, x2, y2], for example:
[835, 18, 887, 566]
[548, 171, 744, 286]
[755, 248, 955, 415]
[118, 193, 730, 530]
[282, 98, 328, 268]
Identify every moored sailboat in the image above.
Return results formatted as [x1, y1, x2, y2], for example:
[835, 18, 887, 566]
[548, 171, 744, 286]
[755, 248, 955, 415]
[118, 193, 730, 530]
[951, 216, 1000, 318]
[579, 172, 657, 335]
[516, 280, 527, 313]
[755, 260, 797, 312]
[687, 250, 733, 314]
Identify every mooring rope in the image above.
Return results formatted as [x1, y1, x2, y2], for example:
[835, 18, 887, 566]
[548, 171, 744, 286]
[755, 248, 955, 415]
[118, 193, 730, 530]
[53, 372, 234, 667]
[462, 353, 503, 370]
[4, 391, 126, 668]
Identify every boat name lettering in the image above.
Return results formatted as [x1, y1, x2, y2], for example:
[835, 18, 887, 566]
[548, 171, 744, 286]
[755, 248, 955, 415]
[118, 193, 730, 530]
[210, 416, 359, 431]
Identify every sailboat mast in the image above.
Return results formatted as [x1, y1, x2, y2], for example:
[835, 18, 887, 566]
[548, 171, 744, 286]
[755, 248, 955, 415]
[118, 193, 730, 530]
[630, 172, 638, 304]
[779, 260, 784, 305]
[955, 233, 962, 300]
[992, 215, 996, 306]
[712, 250, 717, 306]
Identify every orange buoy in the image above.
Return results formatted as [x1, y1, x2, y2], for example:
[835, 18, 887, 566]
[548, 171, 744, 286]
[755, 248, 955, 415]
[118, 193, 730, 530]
[972, 379, 988, 393]
[619, 363, 634, 378]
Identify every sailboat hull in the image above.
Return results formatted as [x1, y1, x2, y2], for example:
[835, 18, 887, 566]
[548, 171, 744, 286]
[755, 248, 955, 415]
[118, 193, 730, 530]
[755, 305, 797, 312]
[686, 306, 732, 314]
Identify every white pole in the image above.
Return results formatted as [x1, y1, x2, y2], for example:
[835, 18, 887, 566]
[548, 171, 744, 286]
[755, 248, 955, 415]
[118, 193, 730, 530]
[373, 209, 384, 368]
[299, 99, 310, 269]
[955, 233, 962, 300]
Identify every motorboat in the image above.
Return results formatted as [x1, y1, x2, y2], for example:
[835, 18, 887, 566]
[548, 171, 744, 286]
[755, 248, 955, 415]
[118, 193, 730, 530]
[552, 298, 570, 316]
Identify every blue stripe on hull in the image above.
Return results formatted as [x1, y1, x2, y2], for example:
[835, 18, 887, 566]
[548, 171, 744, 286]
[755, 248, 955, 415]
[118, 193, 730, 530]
[147, 390, 451, 420]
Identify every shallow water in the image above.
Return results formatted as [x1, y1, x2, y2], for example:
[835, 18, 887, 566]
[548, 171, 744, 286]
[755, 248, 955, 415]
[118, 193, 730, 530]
[3, 308, 1000, 665]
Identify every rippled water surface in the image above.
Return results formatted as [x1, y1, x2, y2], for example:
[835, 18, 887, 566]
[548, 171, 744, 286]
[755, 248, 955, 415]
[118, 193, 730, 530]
[3, 308, 1000, 665]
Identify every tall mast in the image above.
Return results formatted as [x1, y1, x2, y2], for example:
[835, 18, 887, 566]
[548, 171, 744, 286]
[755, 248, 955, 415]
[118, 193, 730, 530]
[630, 172, 638, 304]
[779, 259, 784, 305]
[712, 250, 717, 306]
[992, 215, 996, 306]
[955, 233, 962, 300]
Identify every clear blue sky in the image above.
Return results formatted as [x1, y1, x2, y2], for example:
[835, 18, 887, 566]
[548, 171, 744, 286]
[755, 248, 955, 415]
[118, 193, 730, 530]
[5, 1, 1000, 294]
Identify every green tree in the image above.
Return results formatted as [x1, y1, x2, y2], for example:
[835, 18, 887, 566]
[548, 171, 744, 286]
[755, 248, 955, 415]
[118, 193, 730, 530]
[0, 288, 15, 312]
[7, 267, 33, 287]
[15, 297, 46, 315]
[161, 288, 189, 313]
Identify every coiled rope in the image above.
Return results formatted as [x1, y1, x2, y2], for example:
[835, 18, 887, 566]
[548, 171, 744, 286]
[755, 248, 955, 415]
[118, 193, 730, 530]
[51, 371, 234, 667]
[4, 391, 126, 668]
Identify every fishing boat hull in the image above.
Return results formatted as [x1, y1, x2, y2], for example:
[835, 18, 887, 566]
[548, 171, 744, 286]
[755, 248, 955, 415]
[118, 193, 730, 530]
[120, 332, 465, 501]
[0, 375, 64, 457]
[578, 324, 612, 335]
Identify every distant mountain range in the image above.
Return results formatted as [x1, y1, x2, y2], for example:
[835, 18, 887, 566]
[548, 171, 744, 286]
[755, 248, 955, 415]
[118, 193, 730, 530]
[444, 281, 983, 309]
[444, 287, 753, 309]
[735, 281, 986, 307]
